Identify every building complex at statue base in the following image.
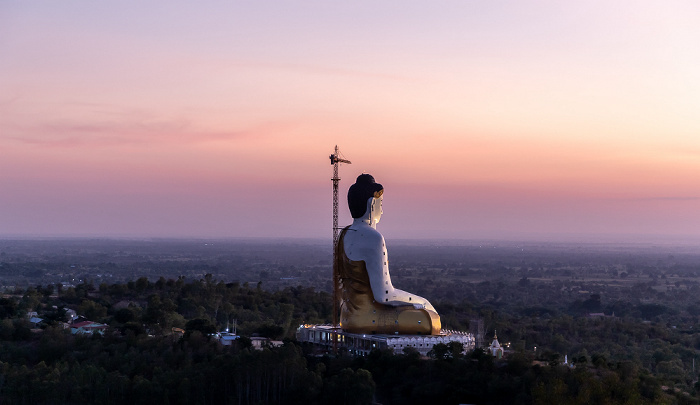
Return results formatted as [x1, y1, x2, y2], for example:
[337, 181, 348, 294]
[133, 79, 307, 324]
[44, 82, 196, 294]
[297, 324, 475, 357]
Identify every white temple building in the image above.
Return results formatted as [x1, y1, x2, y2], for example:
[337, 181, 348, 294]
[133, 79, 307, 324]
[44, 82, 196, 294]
[488, 330, 504, 359]
[297, 324, 475, 357]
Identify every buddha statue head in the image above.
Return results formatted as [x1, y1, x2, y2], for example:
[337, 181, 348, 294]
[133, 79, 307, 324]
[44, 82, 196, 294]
[348, 174, 384, 226]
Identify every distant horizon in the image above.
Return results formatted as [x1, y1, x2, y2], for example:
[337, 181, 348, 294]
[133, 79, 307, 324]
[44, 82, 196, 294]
[1, 231, 699, 247]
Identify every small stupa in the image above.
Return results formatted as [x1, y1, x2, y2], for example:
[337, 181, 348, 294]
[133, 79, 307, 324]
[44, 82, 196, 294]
[488, 330, 503, 359]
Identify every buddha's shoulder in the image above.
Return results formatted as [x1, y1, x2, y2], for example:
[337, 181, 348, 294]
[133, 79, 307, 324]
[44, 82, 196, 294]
[345, 225, 384, 246]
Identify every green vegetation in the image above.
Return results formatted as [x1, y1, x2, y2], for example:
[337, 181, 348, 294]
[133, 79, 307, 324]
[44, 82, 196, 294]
[2, 239, 700, 403]
[0, 275, 695, 404]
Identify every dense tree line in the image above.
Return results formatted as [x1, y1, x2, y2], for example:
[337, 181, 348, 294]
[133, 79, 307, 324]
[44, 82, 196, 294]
[51, 276, 332, 339]
[0, 276, 697, 403]
[0, 332, 688, 404]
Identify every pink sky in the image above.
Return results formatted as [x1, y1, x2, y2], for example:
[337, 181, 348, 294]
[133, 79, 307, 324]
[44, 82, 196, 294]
[1, 1, 699, 242]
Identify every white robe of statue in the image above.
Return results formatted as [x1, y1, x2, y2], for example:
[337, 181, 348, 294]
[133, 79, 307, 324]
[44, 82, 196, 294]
[342, 194, 436, 312]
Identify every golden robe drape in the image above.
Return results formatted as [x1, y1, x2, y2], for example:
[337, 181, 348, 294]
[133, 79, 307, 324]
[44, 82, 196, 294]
[335, 227, 440, 335]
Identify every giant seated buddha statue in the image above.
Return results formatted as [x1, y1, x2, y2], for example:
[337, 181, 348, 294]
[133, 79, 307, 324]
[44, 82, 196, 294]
[336, 174, 441, 335]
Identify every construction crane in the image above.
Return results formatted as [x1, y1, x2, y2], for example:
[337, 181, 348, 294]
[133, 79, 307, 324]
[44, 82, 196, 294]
[330, 145, 351, 249]
[329, 145, 350, 353]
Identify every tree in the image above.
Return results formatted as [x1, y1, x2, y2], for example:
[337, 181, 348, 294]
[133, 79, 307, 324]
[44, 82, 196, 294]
[185, 318, 216, 336]
[428, 343, 450, 360]
[322, 368, 376, 405]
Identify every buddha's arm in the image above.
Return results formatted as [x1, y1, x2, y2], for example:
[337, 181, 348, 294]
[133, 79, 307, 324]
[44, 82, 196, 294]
[348, 230, 435, 312]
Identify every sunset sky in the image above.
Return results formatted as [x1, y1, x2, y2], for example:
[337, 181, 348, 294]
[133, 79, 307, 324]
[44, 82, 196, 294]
[2, 1, 699, 242]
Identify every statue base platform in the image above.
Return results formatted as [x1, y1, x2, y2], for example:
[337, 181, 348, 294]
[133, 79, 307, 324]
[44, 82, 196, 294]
[296, 324, 475, 357]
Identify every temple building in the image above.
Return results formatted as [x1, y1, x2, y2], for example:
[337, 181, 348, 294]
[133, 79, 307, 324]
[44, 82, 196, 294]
[297, 324, 474, 357]
[488, 331, 504, 359]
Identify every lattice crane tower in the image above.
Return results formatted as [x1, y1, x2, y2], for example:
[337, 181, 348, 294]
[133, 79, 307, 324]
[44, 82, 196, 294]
[330, 145, 351, 250]
[329, 145, 350, 340]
